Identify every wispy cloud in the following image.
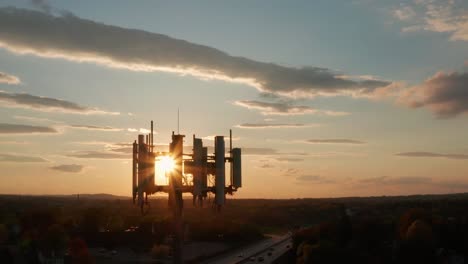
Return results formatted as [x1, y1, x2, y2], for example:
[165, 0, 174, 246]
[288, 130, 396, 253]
[0, 71, 20, 84]
[398, 71, 468, 118]
[305, 139, 366, 144]
[67, 151, 128, 159]
[242, 148, 279, 155]
[0, 91, 119, 115]
[0, 123, 57, 134]
[307, 151, 367, 158]
[69, 125, 122, 131]
[0, 153, 47, 162]
[12, 117, 121, 132]
[437, 180, 468, 190]
[14, 115, 62, 123]
[393, 4, 416, 21]
[127, 128, 151, 133]
[0, 140, 30, 145]
[4, 120, 121, 134]
[258, 163, 275, 169]
[49, 164, 83, 173]
[282, 168, 301, 176]
[388, 176, 432, 185]
[233, 100, 349, 116]
[295, 175, 334, 184]
[359, 176, 389, 184]
[396, 151, 468, 160]
[360, 176, 468, 191]
[257, 156, 304, 169]
[202, 135, 240, 141]
[236, 123, 316, 129]
[107, 147, 132, 154]
[392, 0, 468, 41]
[0, 7, 393, 99]
[274, 157, 304, 162]
[359, 176, 432, 185]
[69, 141, 115, 146]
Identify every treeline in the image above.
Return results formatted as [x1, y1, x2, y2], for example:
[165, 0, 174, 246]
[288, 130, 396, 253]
[1, 194, 468, 263]
[292, 199, 468, 264]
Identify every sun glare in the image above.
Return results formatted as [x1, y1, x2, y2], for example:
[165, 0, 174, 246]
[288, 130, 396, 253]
[159, 156, 175, 172]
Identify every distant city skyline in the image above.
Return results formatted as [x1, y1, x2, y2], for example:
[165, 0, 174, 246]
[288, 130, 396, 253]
[0, 0, 467, 198]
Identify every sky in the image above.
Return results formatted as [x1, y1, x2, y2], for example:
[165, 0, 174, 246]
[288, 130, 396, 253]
[0, 0, 467, 198]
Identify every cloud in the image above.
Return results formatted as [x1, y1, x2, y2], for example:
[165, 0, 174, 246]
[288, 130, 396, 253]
[0, 140, 29, 145]
[69, 125, 122, 131]
[396, 151, 468, 160]
[388, 176, 432, 185]
[3, 120, 120, 134]
[30, 0, 52, 14]
[437, 180, 468, 190]
[360, 176, 468, 191]
[0, 91, 119, 115]
[0, 7, 393, 98]
[14, 115, 61, 123]
[359, 176, 432, 185]
[127, 128, 151, 133]
[0, 153, 47, 162]
[236, 123, 315, 129]
[202, 135, 240, 141]
[295, 175, 334, 184]
[242, 147, 279, 155]
[307, 151, 366, 158]
[393, 4, 416, 21]
[392, 0, 468, 41]
[305, 139, 366, 144]
[0, 71, 20, 84]
[49, 164, 83, 173]
[255, 156, 304, 170]
[398, 71, 468, 118]
[281, 168, 301, 176]
[0, 123, 57, 134]
[107, 147, 132, 154]
[296, 175, 321, 181]
[69, 141, 117, 146]
[359, 176, 389, 184]
[259, 163, 274, 169]
[67, 151, 128, 159]
[274, 157, 304, 162]
[233, 100, 349, 116]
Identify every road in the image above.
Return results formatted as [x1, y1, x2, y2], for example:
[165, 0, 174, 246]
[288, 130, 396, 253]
[204, 234, 292, 264]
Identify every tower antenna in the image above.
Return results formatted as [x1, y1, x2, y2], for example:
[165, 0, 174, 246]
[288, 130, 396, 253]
[177, 108, 180, 134]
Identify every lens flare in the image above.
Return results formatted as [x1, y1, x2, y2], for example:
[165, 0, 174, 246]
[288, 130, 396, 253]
[159, 156, 175, 172]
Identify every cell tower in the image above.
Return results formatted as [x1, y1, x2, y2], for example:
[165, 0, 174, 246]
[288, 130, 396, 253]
[131, 120, 242, 263]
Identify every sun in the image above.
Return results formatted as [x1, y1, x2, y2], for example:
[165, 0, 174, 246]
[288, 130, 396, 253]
[159, 156, 175, 172]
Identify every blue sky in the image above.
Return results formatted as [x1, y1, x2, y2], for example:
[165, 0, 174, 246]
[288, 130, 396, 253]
[0, 0, 467, 198]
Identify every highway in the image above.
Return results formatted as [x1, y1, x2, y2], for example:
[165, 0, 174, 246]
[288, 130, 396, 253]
[204, 234, 292, 264]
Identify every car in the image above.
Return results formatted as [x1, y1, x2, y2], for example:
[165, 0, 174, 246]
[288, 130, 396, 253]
[258, 256, 264, 262]
[237, 254, 244, 258]
[267, 252, 272, 256]
[111, 250, 117, 255]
